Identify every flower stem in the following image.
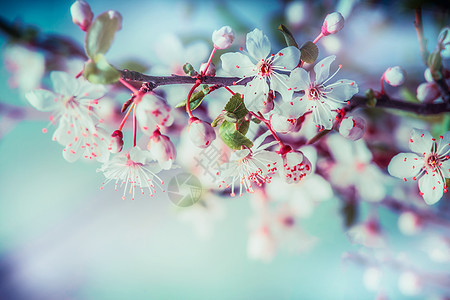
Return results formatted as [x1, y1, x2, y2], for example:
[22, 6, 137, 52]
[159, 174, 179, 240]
[313, 32, 324, 44]
[133, 104, 137, 147]
[202, 47, 217, 75]
[118, 102, 135, 131]
[224, 86, 235, 95]
[380, 75, 386, 95]
[186, 80, 201, 118]
[249, 111, 284, 146]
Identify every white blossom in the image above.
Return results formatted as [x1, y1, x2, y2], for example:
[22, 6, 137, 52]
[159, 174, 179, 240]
[147, 128, 176, 170]
[221, 28, 300, 111]
[339, 116, 366, 140]
[135, 94, 173, 134]
[388, 129, 450, 205]
[188, 117, 216, 148]
[383, 66, 406, 86]
[25, 71, 109, 163]
[98, 147, 163, 200]
[321, 12, 345, 36]
[289, 55, 358, 130]
[217, 131, 279, 196]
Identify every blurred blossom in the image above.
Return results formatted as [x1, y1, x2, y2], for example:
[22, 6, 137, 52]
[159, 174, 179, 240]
[383, 66, 406, 87]
[348, 218, 385, 248]
[3, 44, 45, 94]
[398, 271, 422, 296]
[320, 35, 342, 54]
[416, 82, 440, 103]
[397, 211, 422, 236]
[422, 236, 450, 263]
[247, 226, 276, 262]
[363, 267, 383, 291]
[285, 1, 309, 28]
[327, 134, 386, 202]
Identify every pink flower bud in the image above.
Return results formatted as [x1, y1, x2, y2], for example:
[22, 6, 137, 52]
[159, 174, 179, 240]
[70, 0, 93, 31]
[383, 66, 406, 86]
[321, 12, 344, 36]
[188, 117, 216, 148]
[108, 130, 123, 153]
[212, 26, 235, 49]
[416, 82, 440, 103]
[199, 62, 216, 76]
[339, 116, 366, 140]
[148, 129, 176, 170]
[259, 90, 274, 114]
[280, 149, 312, 184]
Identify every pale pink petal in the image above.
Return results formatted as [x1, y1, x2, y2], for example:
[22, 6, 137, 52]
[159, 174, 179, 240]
[76, 79, 107, 101]
[388, 153, 422, 179]
[246, 28, 271, 61]
[25, 89, 59, 112]
[244, 77, 269, 111]
[419, 172, 444, 205]
[437, 131, 450, 156]
[314, 55, 336, 85]
[409, 129, 433, 156]
[270, 73, 293, 103]
[323, 79, 358, 101]
[129, 146, 150, 164]
[272, 46, 300, 70]
[289, 67, 310, 91]
[221, 52, 255, 77]
[289, 96, 309, 117]
[53, 117, 77, 146]
[440, 160, 450, 178]
[62, 143, 83, 163]
[51, 71, 78, 96]
[312, 101, 333, 129]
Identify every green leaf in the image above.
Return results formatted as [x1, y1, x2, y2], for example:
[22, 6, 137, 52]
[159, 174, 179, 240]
[224, 93, 248, 119]
[175, 85, 209, 110]
[83, 54, 120, 84]
[85, 10, 122, 59]
[300, 41, 319, 64]
[211, 114, 225, 127]
[277, 24, 298, 48]
[236, 119, 250, 135]
[219, 121, 253, 150]
[224, 112, 238, 123]
[182, 63, 198, 76]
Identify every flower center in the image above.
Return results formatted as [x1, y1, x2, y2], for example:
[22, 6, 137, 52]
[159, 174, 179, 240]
[425, 153, 439, 171]
[257, 60, 272, 77]
[308, 87, 321, 100]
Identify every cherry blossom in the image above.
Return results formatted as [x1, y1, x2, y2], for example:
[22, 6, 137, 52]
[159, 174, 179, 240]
[221, 28, 300, 111]
[98, 146, 163, 200]
[147, 128, 176, 170]
[278, 148, 312, 184]
[289, 55, 358, 130]
[135, 94, 173, 134]
[388, 129, 450, 205]
[25, 71, 109, 162]
[327, 134, 386, 202]
[217, 131, 279, 196]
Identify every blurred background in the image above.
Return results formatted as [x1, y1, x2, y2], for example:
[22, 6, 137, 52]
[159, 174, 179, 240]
[0, 0, 449, 299]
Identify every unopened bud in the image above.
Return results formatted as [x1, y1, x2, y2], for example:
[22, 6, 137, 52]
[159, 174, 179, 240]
[109, 130, 123, 153]
[339, 116, 365, 140]
[259, 90, 275, 114]
[188, 117, 216, 148]
[183, 63, 198, 76]
[148, 129, 176, 170]
[199, 62, 216, 76]
[271, 113, 296, 134]
[107, 10, 122, 31]
[383, 66, 406, 86]
[212, 26, 235, 49]
[70, 0, 93, 31]
[321, 12, 344, 36]
[416, 82, 440, 103]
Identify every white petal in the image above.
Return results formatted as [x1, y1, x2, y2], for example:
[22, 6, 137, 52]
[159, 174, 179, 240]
[246, 28, 270, 61]
[388, 153, 422, 179]
[270, 73, 293, 103]
[324, 79, 358, 101]
[244, 77, 269, 111]
[63, 144, 83, 163]
[272, 46, 300, 70]
[419, 172, 444, 205]
[252, 130, 272, 149]
[25, 89, 59, 111]
[409, 129, 433, 155]
[51, 71, 78, 96]
[440, 160, 450, 178]
[221, 52, 255, 77]
[314, 55, 336, 85]
[327, 133, 353, 164]
[129, 146, 150, 164]
[76, 79, 107, 101]
[290, 67, 310, 91]
[53, 117, 77, 146]
[313, 101, 333, 129]
[354, 139, 373, 164]
[437, 131, 450, 157]
[289, 96, 309, 117]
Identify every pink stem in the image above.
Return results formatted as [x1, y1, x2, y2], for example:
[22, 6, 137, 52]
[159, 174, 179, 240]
[118, 102, 135, 131]
[202, 47, 217, 75]
[313, 32, 324, 44]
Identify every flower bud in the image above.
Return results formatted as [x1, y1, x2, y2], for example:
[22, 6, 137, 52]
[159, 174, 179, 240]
[339, 116, 366, 140]
[188, 117, 216, 148]
[383, 66, 406, 86]
[108, 130, 123, 153]
[259, 90, 274, 114]
[70, 0, 94, 31]
[199, 62, 216, 76]
[148, 129, 176, 170]
[212, 26, 235, 49]
[280, 150, 312, 184]
[424, 68, 433, 82]
[416, 82, 440, 103]
[321, 12, 344, 36]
